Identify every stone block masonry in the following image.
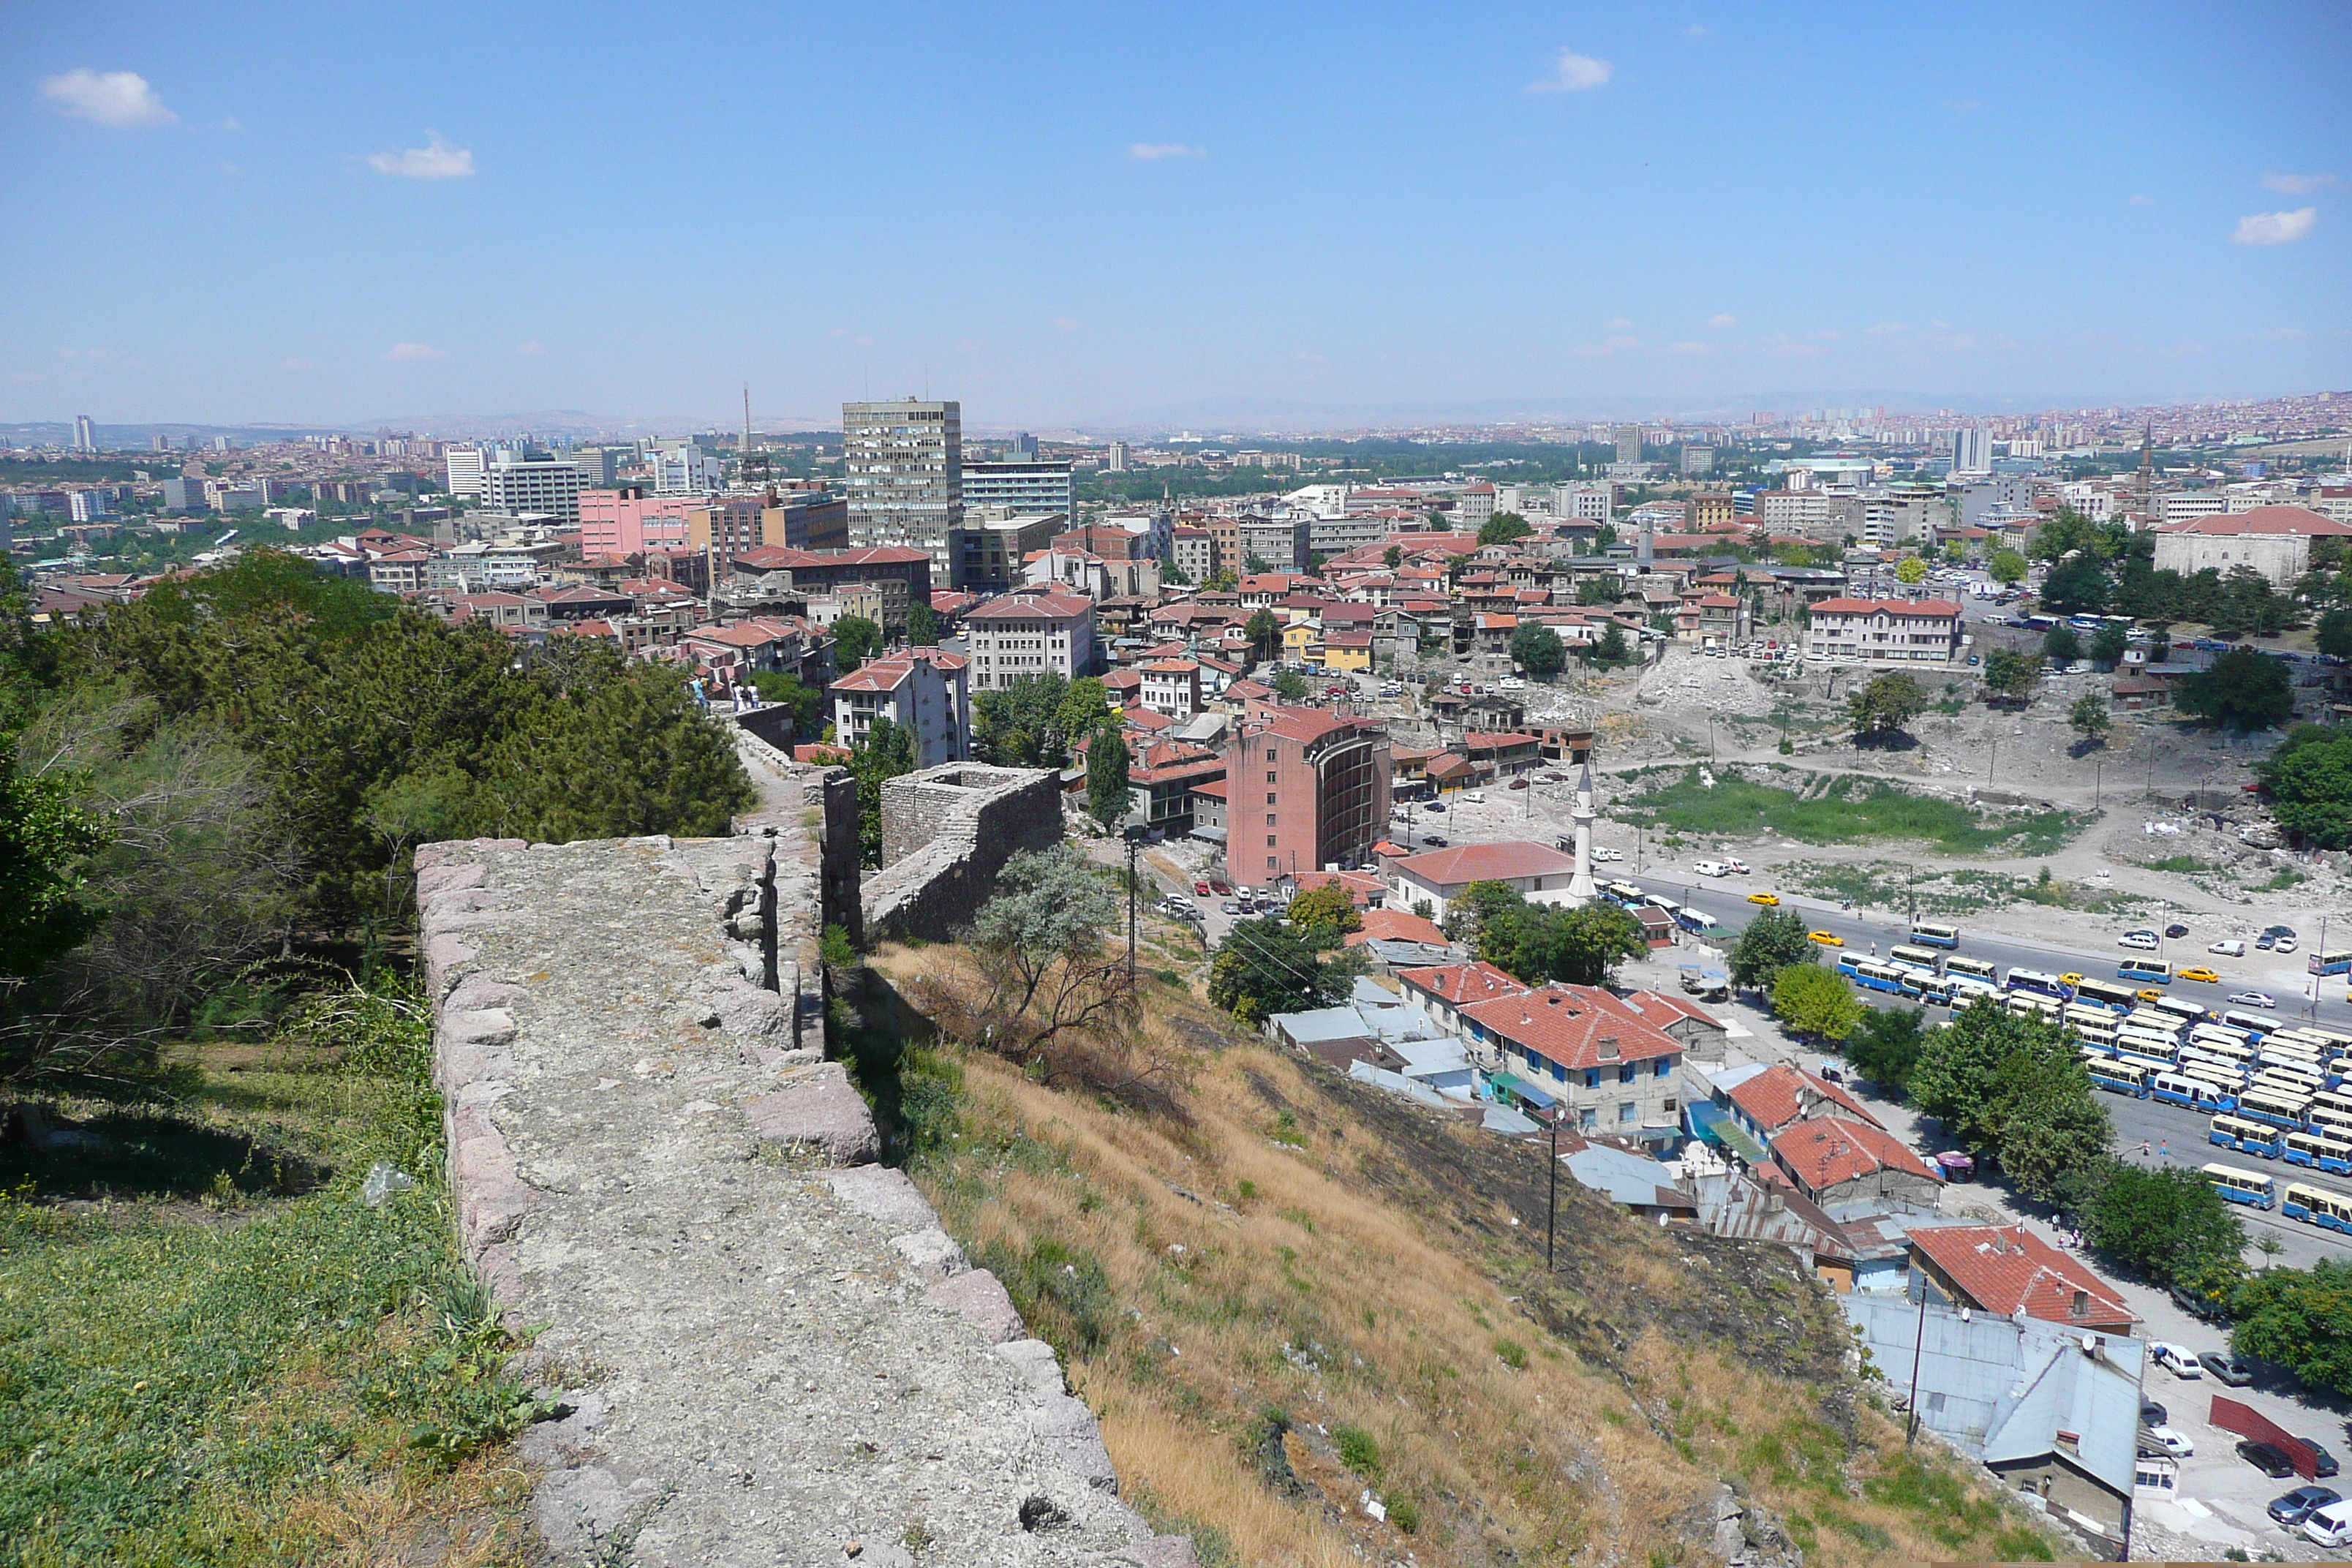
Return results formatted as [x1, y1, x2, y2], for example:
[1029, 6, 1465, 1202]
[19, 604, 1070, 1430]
[415, 792, 1191, 1564]
[864, 764, 1064, 945]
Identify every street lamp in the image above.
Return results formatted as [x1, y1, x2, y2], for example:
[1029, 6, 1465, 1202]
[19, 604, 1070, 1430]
[1123, 823, 1148, 987]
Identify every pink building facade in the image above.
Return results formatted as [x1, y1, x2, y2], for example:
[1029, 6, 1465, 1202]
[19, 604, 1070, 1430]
[579, 487, 696, 558]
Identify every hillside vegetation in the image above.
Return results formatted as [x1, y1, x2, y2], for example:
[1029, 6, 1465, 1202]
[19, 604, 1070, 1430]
[867, 941, 2056, 1568]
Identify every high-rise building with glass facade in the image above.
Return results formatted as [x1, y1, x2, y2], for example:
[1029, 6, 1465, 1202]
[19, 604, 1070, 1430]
[842, 399, 962, 578]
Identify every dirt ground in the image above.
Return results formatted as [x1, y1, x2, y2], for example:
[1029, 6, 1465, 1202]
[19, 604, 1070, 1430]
[1393, 644, 2346, 952]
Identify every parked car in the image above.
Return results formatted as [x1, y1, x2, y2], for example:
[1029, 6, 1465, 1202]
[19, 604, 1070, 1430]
[2144, 1425, 2195, 1458]
[2242, 1440, 2300, 1479]
[1194, 881, 1213, 896]
[1748, 892, 1781, 906]
[1219, 902, 1239, 916]
[2277, 935, 2299, 954]
[2152, 1341, 2204, 1378]
[2269, 1486, 2341, 1527]
[2228, 991, 2277, 1009]
[2305, 1441, 2341, 1479]
[2305, 1500, 2352, 1548]
[2257, 933, 2279, 950]
[1591, 846, 1624, 862]
[1725, 859, 1750, 874]
[2141, 1396, 2168, 1428]
[1424, 800, 1447, 813]
[2209, 938, 2247, 957]
[2178, 966, 2221, 984]
[2170, 1283, 2228, 1322]
[2201, 1350, 2256, 1386]
[2265, 924, 2297, 940]
[1421, 834, 1447, 848]
[1694, 860, 1730, 878]
[2119, 930, 2160, 950]
[1508, 777, 1529, 790]
[2165, 922, 2190, 938]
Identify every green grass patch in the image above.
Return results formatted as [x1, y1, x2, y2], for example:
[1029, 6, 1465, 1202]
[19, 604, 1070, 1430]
[1623, 766, 2091, 856]
[0, 978, 539, 1564]
[2145, 854, 2209, 875]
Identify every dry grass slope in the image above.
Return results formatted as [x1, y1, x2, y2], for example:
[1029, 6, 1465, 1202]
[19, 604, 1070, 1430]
[871, 943, 2058, 1567]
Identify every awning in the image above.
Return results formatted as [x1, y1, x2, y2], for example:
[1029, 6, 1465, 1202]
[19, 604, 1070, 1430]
[1188, 826, 1227, 843]
[1686, 1104, 1766, 1163]
[1489, 1071, 1558, 1111]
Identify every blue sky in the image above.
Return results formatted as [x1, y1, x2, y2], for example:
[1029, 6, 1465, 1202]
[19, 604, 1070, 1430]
[5, 1, 2348, 430]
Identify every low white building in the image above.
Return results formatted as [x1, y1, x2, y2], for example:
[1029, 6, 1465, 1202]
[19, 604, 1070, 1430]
[829, 647, 970, 766]
[1803, 596, 1963, 666]
[1137, 658, 1200, 721]
[2150, 505, 2352, 589]
[1386, 840, 1581, 924]
[963, 589, 1097, 691]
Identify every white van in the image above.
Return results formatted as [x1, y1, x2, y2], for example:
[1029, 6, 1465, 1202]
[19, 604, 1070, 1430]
[1693, 860, 1729, 878]
[2151, 1342, 2204, 1379]
[2305, 1501, 2352, 1548]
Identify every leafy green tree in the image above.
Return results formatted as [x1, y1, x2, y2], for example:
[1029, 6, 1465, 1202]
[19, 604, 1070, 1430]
[832, 614, 883, 672]
[2038, 555, 2111, 615]
[2081, 1164, 2246, 1285]
[965, 844, 1130, 1052]
[2232, 1259, 2352, 1397]
[1085, 726, 1131, 832]
[1987, 548, 2028, 586]
[1847, 673, 1926, 745]
[2068, 693, 2111, 747]
[1447, 881, 1645, 987]
[845, 715, 917, 864]
[2258, 725, 2352, 847]
[1209, 917, 1360, 1027]
[1286, 883, 1362, 946]
[1728, 906, 1814, 990]
[1382, 546, 1403, 570]
[1576, 576, 1622, 606]
[2317, 606, 2352, 661]
[2176, 647, 2293, 733]
[1508, 622, 1567, 677]
[0, 737, 113, 979]
[1981, 649, 2042, 706]
[1844, 1006, 1926, 1090]
[1270, 669, 1309, 702]
[1578, 622, 1631, 666]
[1243, 608, 1282, 660]
[745, 669, 827, 742]
[2087, 623, 2128, 667]
[1477, 512, 1533, 547]
[1910, 998, 2111, 1206]
[905, 602, 940, 646]
[2042, 625, 2082, 665]
[2029, 508, 2130, 564]
[970, 674, 1111, 769]
[1894, 557, 1927, 586]
[1771, 962, 1863, 1041]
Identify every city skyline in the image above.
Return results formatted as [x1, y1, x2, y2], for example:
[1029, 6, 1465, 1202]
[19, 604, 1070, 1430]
[7, 0, 2348, 426]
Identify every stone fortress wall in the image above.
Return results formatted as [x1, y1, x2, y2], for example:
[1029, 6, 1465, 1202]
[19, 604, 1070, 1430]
[416, 754, 1189, 1566]
[862, 764, 1066, 945]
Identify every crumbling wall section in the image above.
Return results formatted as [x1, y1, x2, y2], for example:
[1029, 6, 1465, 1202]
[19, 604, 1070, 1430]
[863, 764, 1063, 945]
[415, 820, 1191, 1568]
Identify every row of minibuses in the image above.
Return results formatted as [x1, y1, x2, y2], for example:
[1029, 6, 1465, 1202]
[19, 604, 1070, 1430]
[2208, 1112, 2352, 1173]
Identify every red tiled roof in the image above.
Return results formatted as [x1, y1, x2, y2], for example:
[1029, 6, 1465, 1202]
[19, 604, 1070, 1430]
[1768, 1119, 1937, 1191]
[1252, 706, 1358, 745]
[1395, 962, 1529, 1009]
[1809, 598, 1963, 617]
[1394, 840, 1576, 885]
[965, 591, 1093, 620]
[1463, 731, 1539, 749]
[1188, 778, 1229, 800]
[1907, 1223, 2138, 1330]
[1463, 983, 1683, 1071]
[2154, 505, 2352, 536]
[1346, 907, 1450, 949]
[1724, 1063, 1882, 1136]
[734, 545, 932, 570]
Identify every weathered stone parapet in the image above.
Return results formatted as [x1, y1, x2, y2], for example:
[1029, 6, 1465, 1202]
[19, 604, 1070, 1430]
[863, 764, 1063, 946]
[415, 807, 1188, 1567]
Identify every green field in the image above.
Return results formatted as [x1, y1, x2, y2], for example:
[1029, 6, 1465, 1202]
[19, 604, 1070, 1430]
[1623, 766, 2092, 856]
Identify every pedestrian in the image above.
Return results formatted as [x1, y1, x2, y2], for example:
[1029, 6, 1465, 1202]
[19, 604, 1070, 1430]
[2138, 1139, 2150, 1158]
[2159, 1140, 2168, 1162]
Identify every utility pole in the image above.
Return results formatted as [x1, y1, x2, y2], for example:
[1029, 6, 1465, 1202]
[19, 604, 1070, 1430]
[2094, 755, 2102, 809]
[1545, 1106, 1561, 1270]
[2312, 913, 2329, 1023]
[1987, 737, 1995, 784]
[1123, 824, 1146, 987]
[1904, 1278, 1928, 1447]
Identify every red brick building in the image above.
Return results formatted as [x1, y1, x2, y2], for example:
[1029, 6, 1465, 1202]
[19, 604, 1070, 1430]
[1224, 706, 1390, 888]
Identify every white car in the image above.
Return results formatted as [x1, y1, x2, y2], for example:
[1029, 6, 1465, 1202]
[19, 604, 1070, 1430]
[2119, 930, 2160, 951]
[2208, 938, 2246, 957]
[2306, 1500, 2352, 1548]
[2275, 935, 2299, 954]
[1499, 677, 1526, 690]
[2152, 1341, 2204, 1379]
[1693, 860, 1730, 878]
[1463, 791, 1486, 804]
[1592, 847, 1624, 862]
[2228, 991, 2277, 1009]
[2144, 1425, 2194, 1458]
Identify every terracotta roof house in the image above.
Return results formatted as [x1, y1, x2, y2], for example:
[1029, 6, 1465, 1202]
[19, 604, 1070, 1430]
[1768, 1120, 1940, 1213]
[1906, 1224, 2138, 1335]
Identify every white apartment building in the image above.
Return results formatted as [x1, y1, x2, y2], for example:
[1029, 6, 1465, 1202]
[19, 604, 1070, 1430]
[1803, 597, 1964, 665]
[2158, 491, 2227, 524]
[1137, 659, 1200, 721]
[1169, 526, 1213, 583]
[478, 456, 584, 523]
[962, 589, 1097, 691]
[829, 648, 970, 767]
[1760, 490, 1831, 532]
[644, 442, 725, 495]
[843, 399, 963, 576]
[67, 490, 115, 522]
[2057, 482, 2117, 521]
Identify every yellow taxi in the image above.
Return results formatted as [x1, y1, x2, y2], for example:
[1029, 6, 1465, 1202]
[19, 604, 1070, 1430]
[2177, 966, 2221, 984]
[1748, 892, 1780, 906]
[1807, 930, 1844, 948]
[2059, 972, 2083, 987]
[2138, 989, 2166, 1004]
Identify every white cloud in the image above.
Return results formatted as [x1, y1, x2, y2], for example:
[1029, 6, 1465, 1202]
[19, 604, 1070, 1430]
[2233, 208, 2316, 246]
[221, 116, 241, 132]
[38, 68, 176, 128]
[1667, 341, 1708, 355]
[516, 341, 546, 355]
[1705, 313, 1736, 328]
[2261, 172, 2342, 195]
[366, 132, 475, 178]
[1866, 321, 1907, 336]
[1682, 23, 1710, 37]
[1053, 316, 1082, 333]
[2129, 194, 2155, 206]
[1604, 316, 1634, 330]
[383, 342, 445, 361]
[1128, 143, 1204, 160]
[1527, 48, 1613, 94]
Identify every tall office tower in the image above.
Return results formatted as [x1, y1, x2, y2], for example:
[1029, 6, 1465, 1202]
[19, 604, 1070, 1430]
[151, 433, 171, 453]
[1614, 425, 1641, 466]
[1107, 440, 1130, 472]
[72, 414, 95, 452]
[573, 445, 622, 487]
[445, 445, 487, 497]
[842, 399, 962, 573]
[1950, 428, 1990, 475]
[478, 454, 584, 521]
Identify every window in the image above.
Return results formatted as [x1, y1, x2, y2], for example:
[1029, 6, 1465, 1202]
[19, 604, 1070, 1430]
[1267, 772, 1277, 783]
[1266, 794, 1277, 805]
[1578, 1108, 1597, 1131]
[1265, 813, 1277, 826]
[1618, 1102, 1637, 1123]
[1618, 1064, 1636, 1083]
[1655, 1060, 1672, 1077]
[1583, 1069, 1599, 1089]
